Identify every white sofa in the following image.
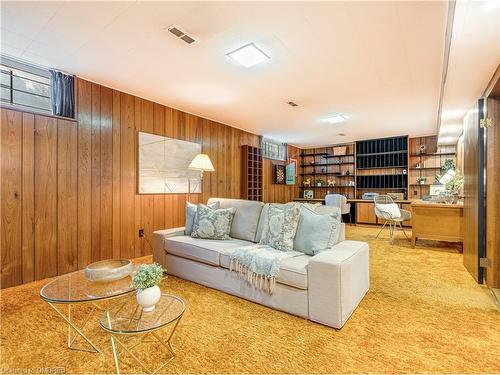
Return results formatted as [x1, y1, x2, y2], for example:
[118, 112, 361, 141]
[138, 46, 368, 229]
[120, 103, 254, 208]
[153, 198, 369, 328]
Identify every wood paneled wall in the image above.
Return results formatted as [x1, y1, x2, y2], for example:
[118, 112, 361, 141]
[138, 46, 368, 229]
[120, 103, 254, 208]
[0, 78, 299, 288]
[262, 145, 300, 203]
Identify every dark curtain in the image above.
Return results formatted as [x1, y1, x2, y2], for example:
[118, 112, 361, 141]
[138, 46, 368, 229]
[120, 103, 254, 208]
[49, 70, 75, 118]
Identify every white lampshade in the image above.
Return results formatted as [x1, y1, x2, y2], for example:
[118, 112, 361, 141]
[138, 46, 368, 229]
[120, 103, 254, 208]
[439, 169, 456, 185]
[188, 154, 215, 172]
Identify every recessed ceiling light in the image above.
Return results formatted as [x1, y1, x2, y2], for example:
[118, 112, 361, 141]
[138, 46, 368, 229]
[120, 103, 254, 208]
[227, 43, 269, 68]
[324, 114, 349, 124]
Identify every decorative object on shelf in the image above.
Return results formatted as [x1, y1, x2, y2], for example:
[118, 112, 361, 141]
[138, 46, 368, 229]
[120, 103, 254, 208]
[285, 163, 296, 185]
[303, 177, 311, 187]
[315, 179, 323, 187]
[417, 176, 427, 185]
[348, 180, 355, 187]
[345, 170, 351, 176]
[288, 157, 298, 177]
[388, 192, 405, 200]
[310, 160, 315, 165]
[303, 190, 314, 199]
[418, 144, 426, 154]
[84, 259, 133, 282]
[321, 167, 326, 173]
[138, 132, 201, 194]
[402, 169, 407, 175]
[133, 263, 164, 312]
[275, 164, 285, 184]
[327, 179, 336, 187]
[333, 146, 347, 156]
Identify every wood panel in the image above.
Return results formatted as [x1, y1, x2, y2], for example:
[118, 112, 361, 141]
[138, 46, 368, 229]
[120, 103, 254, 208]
[57, 119, 78, 275]
[486, 97, 500, 288]
[1, 77, 294, 288]
[356, 202, 377, 224]
[34, 115, 58, 280]
[1, 109, 22, 288]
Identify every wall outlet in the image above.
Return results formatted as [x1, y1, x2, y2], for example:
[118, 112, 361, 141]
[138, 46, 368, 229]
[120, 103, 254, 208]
[138, 229, 144, 238]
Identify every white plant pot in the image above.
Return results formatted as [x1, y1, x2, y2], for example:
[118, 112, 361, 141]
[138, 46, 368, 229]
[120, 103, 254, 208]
[136, 285, 161, 312]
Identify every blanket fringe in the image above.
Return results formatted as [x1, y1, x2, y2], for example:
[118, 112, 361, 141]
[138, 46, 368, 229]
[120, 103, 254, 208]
[230, 259, 276, 294]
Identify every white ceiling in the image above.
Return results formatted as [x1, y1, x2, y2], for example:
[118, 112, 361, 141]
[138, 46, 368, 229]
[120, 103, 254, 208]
[1, 1, 449, 146]
[438, 0, 500, 145]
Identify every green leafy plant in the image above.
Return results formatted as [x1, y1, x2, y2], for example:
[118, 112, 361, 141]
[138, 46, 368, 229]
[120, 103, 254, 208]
[132, 263, 164, 290]
[441, 159, 455, 173]
[445, 170, 464, 194]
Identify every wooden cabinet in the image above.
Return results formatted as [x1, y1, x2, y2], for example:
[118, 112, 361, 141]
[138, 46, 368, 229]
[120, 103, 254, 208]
[356, 202, 377, 224]
[241, 145, 262, 201]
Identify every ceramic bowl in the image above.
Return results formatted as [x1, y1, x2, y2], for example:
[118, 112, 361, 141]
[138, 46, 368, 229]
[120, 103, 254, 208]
[84, 259, 133, 282]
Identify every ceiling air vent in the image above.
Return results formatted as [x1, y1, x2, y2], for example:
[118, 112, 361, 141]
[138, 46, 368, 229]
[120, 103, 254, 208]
[287, 101, 298, 107]
[167, 25, 197, 45]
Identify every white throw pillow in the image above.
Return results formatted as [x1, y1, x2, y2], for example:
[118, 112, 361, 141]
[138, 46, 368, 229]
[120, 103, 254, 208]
[185, 201, 220, 235]
[259, 203, 301, 252]
[375, 203, 401, 219]
[294, 206, 341, 255]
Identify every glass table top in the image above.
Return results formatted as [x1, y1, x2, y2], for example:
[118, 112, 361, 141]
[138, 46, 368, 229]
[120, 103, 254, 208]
[40, 269, 135, 303]
[100, 294, 185, 334]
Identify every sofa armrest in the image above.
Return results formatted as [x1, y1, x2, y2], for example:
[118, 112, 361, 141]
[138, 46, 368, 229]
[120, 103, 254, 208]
[308, 240, 369, 328]
[153, 227, 185, 268]
[338, 223, 345, 242]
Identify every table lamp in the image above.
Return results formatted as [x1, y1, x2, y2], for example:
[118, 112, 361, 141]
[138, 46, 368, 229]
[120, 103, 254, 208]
[188, 154, 215, 196]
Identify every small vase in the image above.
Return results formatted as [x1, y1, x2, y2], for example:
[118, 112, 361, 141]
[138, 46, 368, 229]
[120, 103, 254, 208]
[136, 285, 161, 312]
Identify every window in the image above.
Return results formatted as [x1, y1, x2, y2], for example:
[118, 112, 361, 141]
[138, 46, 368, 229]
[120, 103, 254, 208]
[0, 56, 51, 113]
[261, 137, 287, 161]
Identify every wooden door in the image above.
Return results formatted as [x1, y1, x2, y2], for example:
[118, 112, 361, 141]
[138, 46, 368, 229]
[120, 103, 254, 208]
[486, 97, 500, 288]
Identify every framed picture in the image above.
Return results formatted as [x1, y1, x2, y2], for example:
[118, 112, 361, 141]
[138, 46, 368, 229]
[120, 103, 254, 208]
[275, 164, 285, 184]
[285, 163, 295, 185]
[288, 157, 298, 177]
[303, 190, 314, 199]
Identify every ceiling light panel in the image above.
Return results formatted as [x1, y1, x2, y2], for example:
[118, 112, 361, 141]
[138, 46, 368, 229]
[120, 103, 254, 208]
[227, 43, 269, 68]
[324, 114, 349, 124]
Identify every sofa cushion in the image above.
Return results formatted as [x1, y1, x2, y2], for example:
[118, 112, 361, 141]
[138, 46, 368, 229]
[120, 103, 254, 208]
[191, 204, 236, 240]
[219, 250, 310, 290]
[208, 198, 264, 242]
[259, 203, 301, 251]
[185, 201, 220, 235]
[294, 206, 341, 255]
[165, 236, 252, 266]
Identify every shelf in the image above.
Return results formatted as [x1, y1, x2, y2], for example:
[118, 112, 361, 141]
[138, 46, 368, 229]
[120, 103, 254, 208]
[357, 150, 407, 157]
[302, 186, 356, 189]
[301, 162, 355, 167]
[410, 167, 441, 170]
[323, 154, 355, 158]
[300, 172, 342, 176]
[357, 187, 407, 190]
[300, 152, 329, 157]
[409, 183, 434, 186]
[410, 152, 456, 157]
[356, 166, 407, 170]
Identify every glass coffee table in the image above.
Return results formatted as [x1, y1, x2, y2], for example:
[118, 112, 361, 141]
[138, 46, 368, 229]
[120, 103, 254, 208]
[100, 294, 185, 375]
[40, 269, 135, 353]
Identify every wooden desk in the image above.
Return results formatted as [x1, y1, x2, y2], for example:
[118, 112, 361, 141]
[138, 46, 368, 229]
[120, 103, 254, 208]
[410, 201, 463, 248]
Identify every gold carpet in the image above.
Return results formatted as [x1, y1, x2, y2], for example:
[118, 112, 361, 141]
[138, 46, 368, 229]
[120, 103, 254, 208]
[1, 226, 499, 374]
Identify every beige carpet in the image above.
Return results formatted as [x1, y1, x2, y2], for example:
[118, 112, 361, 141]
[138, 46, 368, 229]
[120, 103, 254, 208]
[1, 226, 499, 374]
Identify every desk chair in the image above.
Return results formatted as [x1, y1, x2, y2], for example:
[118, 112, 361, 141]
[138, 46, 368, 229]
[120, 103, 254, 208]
[325, 194, 352, 225]
[373, 195, 411, 242]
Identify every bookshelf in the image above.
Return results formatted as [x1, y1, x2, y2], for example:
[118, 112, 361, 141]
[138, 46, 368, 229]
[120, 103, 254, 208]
[355, 136, 409, 199]
[241, 145, 262, 201]
[408, 136, 457, 199]
[299, 143, 356, 199]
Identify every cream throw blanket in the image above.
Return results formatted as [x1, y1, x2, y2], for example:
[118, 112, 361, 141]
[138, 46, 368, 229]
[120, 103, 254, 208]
[229, 244, 301, 294]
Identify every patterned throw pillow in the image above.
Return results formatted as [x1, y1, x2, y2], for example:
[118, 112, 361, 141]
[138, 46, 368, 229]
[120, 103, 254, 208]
[191, 204, 236, 240]
[185, 201, 220, 235]
[294, 205, 340, 255]
[259, 203, 301, 252]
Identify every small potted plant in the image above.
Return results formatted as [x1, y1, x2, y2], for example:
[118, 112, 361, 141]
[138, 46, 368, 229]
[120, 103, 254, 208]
[133, 263, 164, 312]
[417, 176, 427, 185]
[316, 179, 323, 187]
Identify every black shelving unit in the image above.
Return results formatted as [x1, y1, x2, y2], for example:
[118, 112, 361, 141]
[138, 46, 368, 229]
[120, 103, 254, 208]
[356, 174, 407, 189]
[356, 136, 408, 169]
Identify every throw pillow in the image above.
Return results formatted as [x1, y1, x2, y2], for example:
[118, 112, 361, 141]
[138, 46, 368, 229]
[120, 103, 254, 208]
[185, 201, 220, 235]
[294, 206, 340, 255]
[191, 204, 235, 240]
[259, 203, 301, 252]
[375, 203, 401, 219]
